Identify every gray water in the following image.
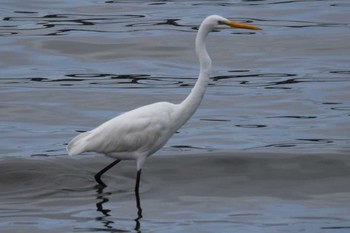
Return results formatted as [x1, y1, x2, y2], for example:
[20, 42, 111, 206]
[1, 0, 350, 232]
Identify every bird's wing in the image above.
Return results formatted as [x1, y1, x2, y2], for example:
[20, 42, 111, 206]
[81, 102, 176, 156]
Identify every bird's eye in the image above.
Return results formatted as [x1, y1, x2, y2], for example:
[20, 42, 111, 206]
[218, 20, 224, 25]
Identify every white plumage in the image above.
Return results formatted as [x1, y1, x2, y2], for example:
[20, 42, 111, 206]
[67, 15, 261, 191]
[67, 102, 178, 170]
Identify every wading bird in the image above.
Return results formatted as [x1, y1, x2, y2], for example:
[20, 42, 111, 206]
[67, 15, 261, 197]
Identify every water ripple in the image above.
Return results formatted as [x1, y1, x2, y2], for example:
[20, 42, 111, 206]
[1, 1, 350, 232]
[1, 13, 146, 36]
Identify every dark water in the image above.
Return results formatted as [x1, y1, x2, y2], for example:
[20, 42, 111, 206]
[1, 0, 350, 232]
[1, 154, 350, 233]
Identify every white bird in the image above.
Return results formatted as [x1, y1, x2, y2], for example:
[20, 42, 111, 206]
[67, 15, 261, 194]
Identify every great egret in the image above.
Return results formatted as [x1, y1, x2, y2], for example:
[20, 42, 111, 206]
[67, 15, 261, 193]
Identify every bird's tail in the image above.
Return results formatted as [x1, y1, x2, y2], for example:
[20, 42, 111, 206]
[66, 131, 92, 156]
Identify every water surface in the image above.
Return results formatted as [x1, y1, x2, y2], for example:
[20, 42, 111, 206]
[0, 0, 350, 232]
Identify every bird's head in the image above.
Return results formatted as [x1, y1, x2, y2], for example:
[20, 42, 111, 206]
[202, 15, 261, 32]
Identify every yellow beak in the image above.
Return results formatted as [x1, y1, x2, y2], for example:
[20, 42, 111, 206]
[223, 20, 261, 30]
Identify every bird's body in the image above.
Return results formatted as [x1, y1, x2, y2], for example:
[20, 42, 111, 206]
[67, 15, 261, 193]
[68, 101, 179, 169]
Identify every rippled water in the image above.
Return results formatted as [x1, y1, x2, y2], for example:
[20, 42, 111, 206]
[1, 0, 350, 232]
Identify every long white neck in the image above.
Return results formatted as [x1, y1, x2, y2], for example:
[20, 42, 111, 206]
[174, 22, 212, 129]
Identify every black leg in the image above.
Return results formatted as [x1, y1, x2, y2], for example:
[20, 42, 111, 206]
[94, 159, 121, 187]
[134, 169, 143, 231]
[135, 169, 143, 217]
[135, 169, 142, 193]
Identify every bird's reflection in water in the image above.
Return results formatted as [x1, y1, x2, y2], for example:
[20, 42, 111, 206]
[94, 184, 143, 232]
[95, 184, 114, 230]
[134, 186, 143, 231]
